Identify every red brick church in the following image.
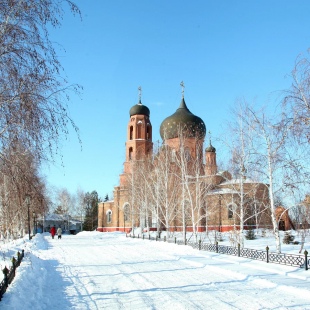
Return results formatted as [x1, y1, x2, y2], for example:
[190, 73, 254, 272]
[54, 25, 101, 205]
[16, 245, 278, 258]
[98, 86, 271, 233]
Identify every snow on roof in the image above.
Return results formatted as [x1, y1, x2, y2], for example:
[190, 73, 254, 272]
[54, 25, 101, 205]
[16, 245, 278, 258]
[207, 188, 239, 195]
[42, 214, 81, 223]
[101, 200, 114, 203]
[220, 178, 261, 185]
[44, 214, 66, 221]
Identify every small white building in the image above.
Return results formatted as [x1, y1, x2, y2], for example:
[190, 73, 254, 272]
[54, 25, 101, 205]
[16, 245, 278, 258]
[38, 214, 82, 234]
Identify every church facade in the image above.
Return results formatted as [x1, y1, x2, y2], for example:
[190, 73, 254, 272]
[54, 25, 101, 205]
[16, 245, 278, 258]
[97, 88, 271, 234]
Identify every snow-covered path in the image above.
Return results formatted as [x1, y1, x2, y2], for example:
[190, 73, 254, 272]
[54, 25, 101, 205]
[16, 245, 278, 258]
[2, 232, 310, 309]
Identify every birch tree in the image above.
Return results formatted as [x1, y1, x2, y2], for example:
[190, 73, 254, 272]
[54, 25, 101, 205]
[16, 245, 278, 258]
[283, 50, 310, 143]
[223, 101, 270, 248]
[154, 143, 181, 237]
[245, 106, 291, 253]
[0, 0, 81, 238]
[0, 0, 81, 164]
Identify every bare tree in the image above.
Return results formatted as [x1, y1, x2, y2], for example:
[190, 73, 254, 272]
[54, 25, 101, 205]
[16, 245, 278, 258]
[0, 141, 47, 239]
[74, 187, 86, 232]
[222, 100, 270, 248]
[0, 0, 81, 239]
[0, 0, 81, 164]
[283, 50, 310, 143]
[244, 105, 295, 253]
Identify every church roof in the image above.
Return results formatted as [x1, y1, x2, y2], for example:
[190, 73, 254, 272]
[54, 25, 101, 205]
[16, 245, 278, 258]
[159, 97, 206, 140]
[205, 140, 216, 152]
[129, 100, 150, 117]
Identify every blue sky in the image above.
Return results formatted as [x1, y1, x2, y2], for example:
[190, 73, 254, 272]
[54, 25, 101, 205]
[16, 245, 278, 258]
[43, 0, 310, 199]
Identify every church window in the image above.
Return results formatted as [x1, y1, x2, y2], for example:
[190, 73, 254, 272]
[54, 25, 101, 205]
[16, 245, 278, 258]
[123, 204, 130, 221]
[107, 210, 112, 223]
[130, 126, 133, 140]
[171, 149, 176, 162]
[185, 148, 191, 161]
[129, 147, 133, 160]
[227, 203, 236, 219]
[137, 121, 142, 139]
[146, 124, 151, 140]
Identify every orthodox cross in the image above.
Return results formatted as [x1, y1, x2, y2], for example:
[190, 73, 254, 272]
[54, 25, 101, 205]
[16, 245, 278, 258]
[208, 130, 212, 145]
[138, 86, 142, 103]
[180, 81, 185, 98]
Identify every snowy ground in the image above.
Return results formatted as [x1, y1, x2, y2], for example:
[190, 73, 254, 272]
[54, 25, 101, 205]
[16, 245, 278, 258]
[1, 231, 310, 309]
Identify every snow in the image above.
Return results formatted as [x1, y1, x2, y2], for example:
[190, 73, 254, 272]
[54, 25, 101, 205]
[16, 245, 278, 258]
[1, 231, 310, 309]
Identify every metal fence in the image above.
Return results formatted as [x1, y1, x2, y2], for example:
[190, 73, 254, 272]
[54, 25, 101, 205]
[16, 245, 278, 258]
[127, 234, 309, 271]
[0, 250, 24, 301]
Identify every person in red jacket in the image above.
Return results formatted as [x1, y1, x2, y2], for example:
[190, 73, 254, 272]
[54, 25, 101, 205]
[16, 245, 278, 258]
[50, 225, 56, 239]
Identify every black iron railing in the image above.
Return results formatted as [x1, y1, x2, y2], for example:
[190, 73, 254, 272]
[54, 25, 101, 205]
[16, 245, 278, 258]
[0, 250, 24, 301]
[127, 234, 309, 271]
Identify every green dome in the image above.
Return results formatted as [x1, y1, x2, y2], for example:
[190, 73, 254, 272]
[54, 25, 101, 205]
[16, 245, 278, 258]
[205, 140, 216, 152]
[160, 98, 206, 140]
[129, 100, 150, 117]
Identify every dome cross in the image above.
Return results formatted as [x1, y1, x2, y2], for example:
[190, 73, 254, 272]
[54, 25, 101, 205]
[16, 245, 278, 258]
[138, 86, 142, 104]
[180, 81, 185, 98]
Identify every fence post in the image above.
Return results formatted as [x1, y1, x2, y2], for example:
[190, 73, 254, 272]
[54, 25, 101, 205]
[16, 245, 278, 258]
[164, 236, 166, 242]
[216, 241, 218, 253]
[156, 236, 158, 241]
[185, 239, 187, 246]
[11, 257, 16, 279]
[143, 234, 144, 240]
[2, 267, 9, 288]
[138, 234, 139, 239]
[149, 234, 150, 240]
[199, 240, 201, 250]
[266, 246, 269, 263]
[17, 251, 21, 266]
[238, 243, 240, 257]
[304, 250, 308, 271]
[175, 237, 176, 244]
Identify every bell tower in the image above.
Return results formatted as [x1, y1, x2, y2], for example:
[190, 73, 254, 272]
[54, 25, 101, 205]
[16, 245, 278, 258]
[120, 87, 153, 186]
[205, 139, 217, 176]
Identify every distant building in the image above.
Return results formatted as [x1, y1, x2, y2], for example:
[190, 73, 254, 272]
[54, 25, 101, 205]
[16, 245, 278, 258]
[38, 214, 82, 234]
[98, 86, 271, 233]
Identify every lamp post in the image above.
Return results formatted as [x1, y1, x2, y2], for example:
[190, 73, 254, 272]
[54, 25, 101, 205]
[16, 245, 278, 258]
[41, 198, 45, 233]
[25, 195, 31, 240]
[33, 212, 36, 235]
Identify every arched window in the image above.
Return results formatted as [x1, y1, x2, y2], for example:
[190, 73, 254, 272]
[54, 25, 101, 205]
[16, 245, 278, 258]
[106, 210, 112, 223]
[146, 124, 151, 140]
[171, 149, 176, 162]
[123, 204, 130, 221]
[129, 147, 133, 160]
[185, 148, 191, 161]
[129, 126, 133, 140]
[137, 121, 142, 139]
[227, 203, 236, 219]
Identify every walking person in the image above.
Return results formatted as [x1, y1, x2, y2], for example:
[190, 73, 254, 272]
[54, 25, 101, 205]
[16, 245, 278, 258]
[57, 227, 62, 239]
[50, 225, 56, 239]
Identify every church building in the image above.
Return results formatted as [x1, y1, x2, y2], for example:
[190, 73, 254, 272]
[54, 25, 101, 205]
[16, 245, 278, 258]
[97, 85, 271, 234]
